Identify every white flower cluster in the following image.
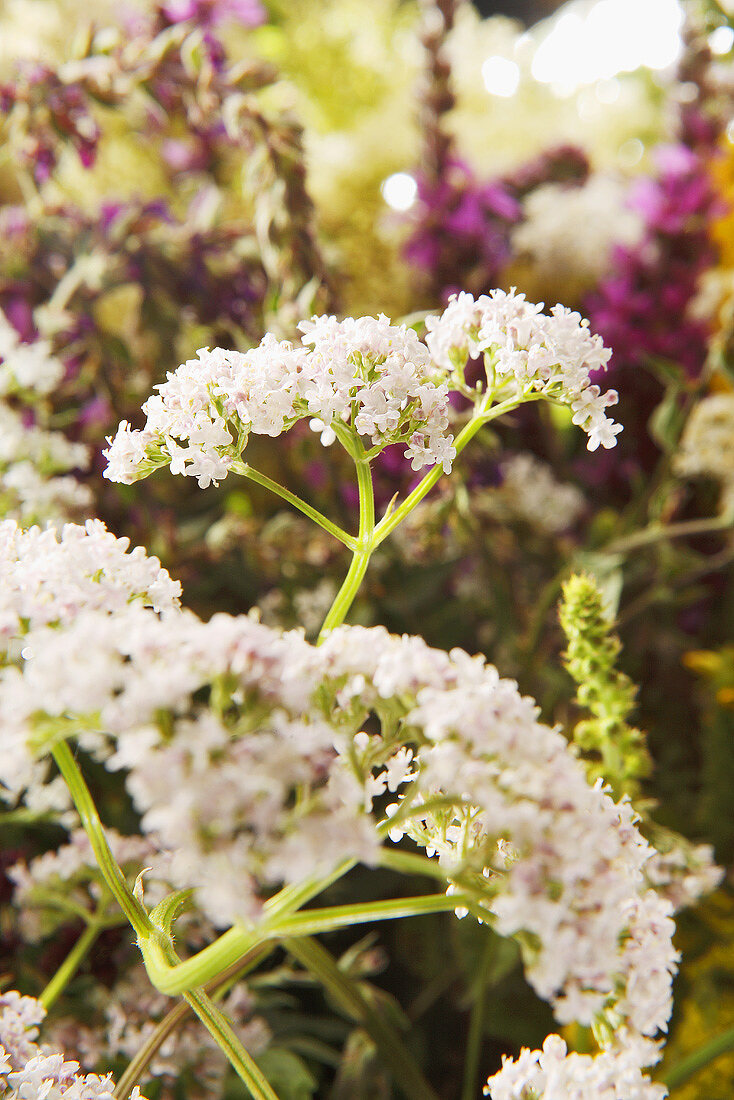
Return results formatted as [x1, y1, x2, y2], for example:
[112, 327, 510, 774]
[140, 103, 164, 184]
[0, 405, 91, 526]
[425, 289, 621, 451]
[645, 837, 723, 912]
[1, 602, 382, 926]
[0, 312, 91, 524]
[674, 393, 734, 515]
[104, 313, 455, 488]
[485, 1033, 667, 1100]
[0, 518, 181, 644]
[0, 312, 64, 397]
[0, 520, 181, 815]
[512, 175, 644, 290]
[318, 626, 678, 1036]
[0, 990, 147, 1100]
[481, 452, 586, 534]
[2, 604, 678, 1041]
[1, 528, 682, 1092]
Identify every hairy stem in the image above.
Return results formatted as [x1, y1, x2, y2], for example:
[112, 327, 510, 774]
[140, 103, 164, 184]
[141, 858, 357, 996]
[263, 892, 473, 938]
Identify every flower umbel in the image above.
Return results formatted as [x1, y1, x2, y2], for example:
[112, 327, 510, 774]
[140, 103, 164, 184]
[425, 288, 621, 450]
[103, 314, 455, 488]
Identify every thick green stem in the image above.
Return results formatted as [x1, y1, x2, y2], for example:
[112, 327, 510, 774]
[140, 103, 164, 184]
[232, 460, 356, 550]
[136, 904, 281, 1098]
[661, 1027, 734, 1090]
[313, 393, 533, 639]
[286, 937, 441, 1100]
[141, 881, 470, 996]
[39, 920, 102, 1009]
[141, 858, 357, 996]
[318, 441, 375, 639]
[51, 743, 153, 941]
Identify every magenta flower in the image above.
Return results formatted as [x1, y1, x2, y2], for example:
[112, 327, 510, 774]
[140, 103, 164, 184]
[161, 0, 265, 27]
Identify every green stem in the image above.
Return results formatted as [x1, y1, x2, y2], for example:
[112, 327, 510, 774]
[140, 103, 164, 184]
[135, 907, 281, 1099]
[265, 893, 472, 937]
[141, 881, 469, 997]
[28, 887, 105, 925]
[616, 544, 734, 628]
[114, 946, 272, 1100]
[285, 937, 441, 1100]
[0, 808, 56, 826]
[318, 438, 375, 639]
[460, 934, 494, 1100]
[373, 395, 526, 547]
[661, 1027, 734, 1090]
[39, 920, 102, 1009]
[183, 987, 280, 1100]
[51, 743, 153, 942]
[232, 460, 356, 550]
[142, 859, 358, 996]
[602, 512, 733, 557]
[377, 847, 451, 883]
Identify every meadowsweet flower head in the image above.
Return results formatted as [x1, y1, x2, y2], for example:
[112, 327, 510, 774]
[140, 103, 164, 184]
[104, 313, 455, 487]
[424, 289, 621, 451]
[0, 991, 46, 1068]
[0, 405, 91, 525]
[0, 520, 181, 813]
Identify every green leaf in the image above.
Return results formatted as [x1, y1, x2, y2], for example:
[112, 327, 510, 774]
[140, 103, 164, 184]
[649, 386, 686, 452]
[255, 1048, 318, 1100]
